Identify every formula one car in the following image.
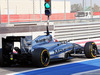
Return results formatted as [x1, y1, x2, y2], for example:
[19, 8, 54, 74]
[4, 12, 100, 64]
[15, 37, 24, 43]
[0, 26, 99, 67]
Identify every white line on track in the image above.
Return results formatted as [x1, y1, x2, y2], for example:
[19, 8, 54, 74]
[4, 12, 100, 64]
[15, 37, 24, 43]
[72, 69, 100, 75]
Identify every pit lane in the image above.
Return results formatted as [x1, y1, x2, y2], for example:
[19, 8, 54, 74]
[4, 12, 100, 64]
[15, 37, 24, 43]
[0, 46, 100, 75]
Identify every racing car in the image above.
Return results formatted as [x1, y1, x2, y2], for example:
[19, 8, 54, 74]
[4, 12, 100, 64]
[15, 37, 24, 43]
[0, 26, 99, 67]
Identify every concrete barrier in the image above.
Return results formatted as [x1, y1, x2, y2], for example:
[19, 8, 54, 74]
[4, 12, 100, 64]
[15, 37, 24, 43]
[0, 24, 54, 48]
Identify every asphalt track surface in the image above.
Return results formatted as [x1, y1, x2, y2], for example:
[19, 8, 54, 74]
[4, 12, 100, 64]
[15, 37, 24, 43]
[0, 54, 88, 75]
[9, 57, 100, 75]
[0, 46, 100, 75]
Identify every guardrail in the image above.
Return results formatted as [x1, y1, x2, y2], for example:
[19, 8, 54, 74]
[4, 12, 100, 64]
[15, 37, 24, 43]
[54, 22, 100, 42]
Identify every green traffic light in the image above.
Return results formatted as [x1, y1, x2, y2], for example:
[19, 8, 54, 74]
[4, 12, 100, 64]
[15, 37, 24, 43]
[45, 3, 50, 9]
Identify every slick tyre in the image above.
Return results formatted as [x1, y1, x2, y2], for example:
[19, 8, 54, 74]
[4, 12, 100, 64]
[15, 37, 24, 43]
[0, 49, 3, 66]
[0, 49, 11, 67]
[84, 42, 98, 58]
[31, 48, 50, 67]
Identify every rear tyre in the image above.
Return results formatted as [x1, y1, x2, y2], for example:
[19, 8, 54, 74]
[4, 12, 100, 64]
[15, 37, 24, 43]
[84, 42, 98, 58]
[31, 48, 50, 67]
[0, 49, 12, 67]
[0, 49, 3, 66]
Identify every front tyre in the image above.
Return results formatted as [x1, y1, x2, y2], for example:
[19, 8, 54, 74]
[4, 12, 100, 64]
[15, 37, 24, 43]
[31, 48, 50, 67]
[84, 42, 98, 58]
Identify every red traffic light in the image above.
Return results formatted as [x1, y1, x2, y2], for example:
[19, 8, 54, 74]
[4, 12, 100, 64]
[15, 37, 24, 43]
[45, 0, 50, 2]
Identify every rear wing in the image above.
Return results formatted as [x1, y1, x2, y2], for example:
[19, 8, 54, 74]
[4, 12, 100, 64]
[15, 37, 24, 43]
[2, 36, 32, 54]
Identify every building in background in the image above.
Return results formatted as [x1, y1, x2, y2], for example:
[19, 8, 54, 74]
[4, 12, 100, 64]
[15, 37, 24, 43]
[0, 0, 100, 23]
[0, 0, 72, 23]
[1, 0, 71, 14]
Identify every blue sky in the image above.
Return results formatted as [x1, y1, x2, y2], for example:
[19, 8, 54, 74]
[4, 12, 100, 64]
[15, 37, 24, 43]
[53, 0, 100, 6]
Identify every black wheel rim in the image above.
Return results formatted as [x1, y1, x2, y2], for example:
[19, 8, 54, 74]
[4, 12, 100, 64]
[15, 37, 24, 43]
[92, 44, 97, 56]
[42, 51, 49, 65]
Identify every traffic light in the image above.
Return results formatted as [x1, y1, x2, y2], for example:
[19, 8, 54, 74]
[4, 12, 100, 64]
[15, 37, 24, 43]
[44, 0, 51, 16]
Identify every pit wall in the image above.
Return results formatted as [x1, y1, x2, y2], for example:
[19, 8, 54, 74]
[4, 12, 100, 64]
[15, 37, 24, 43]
[1, 22, 100, 49]
[1, 12, 100, 23]
[0, 25, 54, 48]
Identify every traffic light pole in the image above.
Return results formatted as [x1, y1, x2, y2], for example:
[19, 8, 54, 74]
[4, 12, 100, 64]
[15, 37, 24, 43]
[47, 16, 49, 26]
[46, 15, 51, 36]
[44, 0, 51, 35]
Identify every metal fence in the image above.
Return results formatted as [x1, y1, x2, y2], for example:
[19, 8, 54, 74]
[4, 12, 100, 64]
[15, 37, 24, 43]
[0, 0, 100, 24]
[54, 22, 100, 42]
